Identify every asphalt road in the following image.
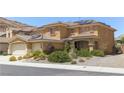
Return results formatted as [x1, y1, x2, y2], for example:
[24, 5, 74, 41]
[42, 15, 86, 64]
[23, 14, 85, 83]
[0, 64, 123, 76]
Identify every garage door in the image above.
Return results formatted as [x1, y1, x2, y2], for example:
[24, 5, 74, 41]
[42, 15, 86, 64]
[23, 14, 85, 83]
[32, 43, 42, 51]
[11, 43, 27, 55]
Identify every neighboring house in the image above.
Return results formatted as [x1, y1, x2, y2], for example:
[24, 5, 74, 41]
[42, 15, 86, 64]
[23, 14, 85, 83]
[0, 18, 116, 55]
[0, 17, 36, 54]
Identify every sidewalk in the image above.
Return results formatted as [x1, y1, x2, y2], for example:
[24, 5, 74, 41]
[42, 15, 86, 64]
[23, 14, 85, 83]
[0, 60, 124, 74]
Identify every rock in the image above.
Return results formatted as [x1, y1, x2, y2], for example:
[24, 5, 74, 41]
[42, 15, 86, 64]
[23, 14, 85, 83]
[71, 61, 77, 64]
[78, 58, 85, 62]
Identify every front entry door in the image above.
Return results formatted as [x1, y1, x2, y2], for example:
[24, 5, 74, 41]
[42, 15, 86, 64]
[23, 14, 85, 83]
[75, 41, 89, 49]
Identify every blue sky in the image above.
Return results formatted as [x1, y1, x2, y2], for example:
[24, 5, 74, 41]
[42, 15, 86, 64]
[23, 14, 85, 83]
[6, 17, 124, 37]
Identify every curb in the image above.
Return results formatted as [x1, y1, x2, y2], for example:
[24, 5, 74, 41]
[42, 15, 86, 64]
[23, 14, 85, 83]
[0, 61, 124, 74]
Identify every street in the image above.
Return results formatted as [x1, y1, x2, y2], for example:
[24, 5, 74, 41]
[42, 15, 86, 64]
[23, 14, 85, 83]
[0, 64, 123, 76]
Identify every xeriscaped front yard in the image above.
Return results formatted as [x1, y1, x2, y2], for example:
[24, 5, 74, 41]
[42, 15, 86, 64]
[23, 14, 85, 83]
[23, 54, 124, 68]
[2, 54, 124, 68]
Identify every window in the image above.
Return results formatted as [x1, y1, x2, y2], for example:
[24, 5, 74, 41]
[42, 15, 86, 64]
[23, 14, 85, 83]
[93, 26, 98, 30]
[49, 28, 56, 36]
[85, 27, 89, 31]
[80, 28, 85, 32]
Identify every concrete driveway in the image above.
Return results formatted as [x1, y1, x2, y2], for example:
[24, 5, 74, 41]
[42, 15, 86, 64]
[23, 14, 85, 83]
[80, 54, 124, 68]
[0, 55, 10, 61]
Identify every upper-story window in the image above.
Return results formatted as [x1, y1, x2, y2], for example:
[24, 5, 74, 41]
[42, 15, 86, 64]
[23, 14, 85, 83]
[0, 26, 6, 32]
[85, 27, 90, 31]
[92, 25, 98, 30]
[80, 28, 85, 32]
[49, 27, 56, 36]
[80, 27, 90, 32]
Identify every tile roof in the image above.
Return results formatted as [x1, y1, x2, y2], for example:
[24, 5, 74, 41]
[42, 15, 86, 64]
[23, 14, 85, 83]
[38, 20, 114, 30]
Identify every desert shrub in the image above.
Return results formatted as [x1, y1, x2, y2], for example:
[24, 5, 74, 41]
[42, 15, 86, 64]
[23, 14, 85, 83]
[48, 51, 71, 63]
[0, 51, 8, 56]
[23, 52, 33, 59]
[3, 52, 8, 56]
[91, 50, 105, 57]
[32, 50, 46, 59]
[9, 56, 17, 61]
[77, 49, 92, 57]
[69, 52, 78, 59]
[0, 51, 3, 55]
[64, 42, 71, 52]
[18, 56, 23, 60]
[33, 50, 42, 57]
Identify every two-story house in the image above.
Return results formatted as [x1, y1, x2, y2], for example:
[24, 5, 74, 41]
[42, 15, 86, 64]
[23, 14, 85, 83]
[0, 18, 116, 55]
[0, 17, 36, 54]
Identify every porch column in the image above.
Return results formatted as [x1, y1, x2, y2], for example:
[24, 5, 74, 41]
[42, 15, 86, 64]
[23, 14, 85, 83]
[70, 40, 75, 53]
[41, 42, 44, 51]
[88, 39, 95, 51]
[8, 43, 12, 54]
[9, 30, 13, 38]
[6, 30, 9, 38]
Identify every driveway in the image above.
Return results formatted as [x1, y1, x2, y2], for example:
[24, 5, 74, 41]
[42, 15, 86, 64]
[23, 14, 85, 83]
[0, 55, 10, 61]
[80, 54, 124, 68]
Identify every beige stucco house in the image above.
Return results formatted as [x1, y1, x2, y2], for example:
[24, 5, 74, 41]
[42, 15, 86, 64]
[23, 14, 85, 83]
[0, 18, 116, 55]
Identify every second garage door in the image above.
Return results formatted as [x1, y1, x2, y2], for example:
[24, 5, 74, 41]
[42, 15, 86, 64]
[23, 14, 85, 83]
[11, 43, 27, 55]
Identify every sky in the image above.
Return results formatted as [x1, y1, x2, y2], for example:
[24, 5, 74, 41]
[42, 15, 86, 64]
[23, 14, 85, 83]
[6, 17, 124, 37]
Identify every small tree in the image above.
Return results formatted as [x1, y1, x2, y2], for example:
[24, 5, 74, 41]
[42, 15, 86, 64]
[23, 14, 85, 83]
[64, 42, 71, 52]
[121, 37, 124, 44]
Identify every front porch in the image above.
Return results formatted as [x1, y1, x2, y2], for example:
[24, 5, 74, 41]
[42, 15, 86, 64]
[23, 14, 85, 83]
[65, 37, 98, 53]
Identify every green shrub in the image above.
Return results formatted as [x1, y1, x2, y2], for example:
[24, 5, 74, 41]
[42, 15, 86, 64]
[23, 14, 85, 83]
[3, 52, 8, 56]
[9, 56, 17, 61]
[33, 50, 42, 57]
[91, 50, 105, 57]
[69, 52, 78, 59]
[48, 51, 71, 63]
[32, 50, 46, 59]
[18, 56, 23, 60]
[23, 52, 33, 59]
[64, 42, 71, 52]
[77, 49, 92, 57]
[0, 51, 8, 56]
[0, 51, 3, 55]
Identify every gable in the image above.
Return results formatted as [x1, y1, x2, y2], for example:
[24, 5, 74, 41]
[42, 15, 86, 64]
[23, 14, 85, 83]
[9, 37, 27, 44]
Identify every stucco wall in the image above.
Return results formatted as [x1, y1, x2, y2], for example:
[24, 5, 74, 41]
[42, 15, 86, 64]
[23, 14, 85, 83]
[97, 26, 115, 53]
[0, 43, 8, 52]
[42, 42, 64, 50]
[31, 42, 64, 51]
